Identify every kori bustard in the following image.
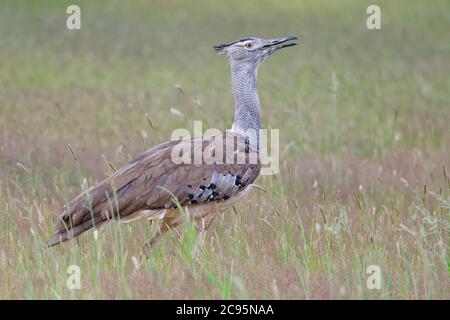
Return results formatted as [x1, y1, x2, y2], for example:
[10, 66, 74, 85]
[48, 36, 298, 255]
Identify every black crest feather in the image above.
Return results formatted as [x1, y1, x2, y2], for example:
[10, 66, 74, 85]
[214, 38, 251, 53]
[213, 43, 229, 53]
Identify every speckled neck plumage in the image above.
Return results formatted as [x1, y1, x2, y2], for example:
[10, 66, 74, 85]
[230, 59, 261, 152]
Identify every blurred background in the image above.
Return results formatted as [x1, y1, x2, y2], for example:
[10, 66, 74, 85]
[0, 0, 448, 299]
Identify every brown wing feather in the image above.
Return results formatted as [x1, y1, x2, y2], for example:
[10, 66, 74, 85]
[47, 132, 260, 246]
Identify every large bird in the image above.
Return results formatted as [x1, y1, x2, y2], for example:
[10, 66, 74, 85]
[47, 36, 298, 256]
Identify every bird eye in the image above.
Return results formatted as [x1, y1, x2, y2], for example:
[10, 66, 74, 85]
[245, 42, 253, 49]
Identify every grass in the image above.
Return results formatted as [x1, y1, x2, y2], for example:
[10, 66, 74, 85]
[0, 0, 449, 299]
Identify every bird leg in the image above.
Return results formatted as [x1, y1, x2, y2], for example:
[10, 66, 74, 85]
[135, 212, 218, 269]
[140, 216, 182, 260]
[201, 213, 217, 235]
[193, 214, 217, 260]
[132, 217, 180, 275]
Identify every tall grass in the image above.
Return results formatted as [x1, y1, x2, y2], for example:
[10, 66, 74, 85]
[0, 0, 448, 299]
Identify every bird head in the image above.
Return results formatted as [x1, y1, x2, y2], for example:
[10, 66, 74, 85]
[214, 36, 298, 67]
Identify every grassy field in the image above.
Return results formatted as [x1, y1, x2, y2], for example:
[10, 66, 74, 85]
[0, 0, 449, 299]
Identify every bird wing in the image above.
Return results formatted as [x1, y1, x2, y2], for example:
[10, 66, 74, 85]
[54, 132, 261, 233]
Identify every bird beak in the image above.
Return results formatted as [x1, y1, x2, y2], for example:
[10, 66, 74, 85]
[263, 36, 299, 53]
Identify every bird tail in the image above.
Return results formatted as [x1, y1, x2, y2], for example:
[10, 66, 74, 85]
[46, 177, 117, 247]
[47, 215, 104, 247]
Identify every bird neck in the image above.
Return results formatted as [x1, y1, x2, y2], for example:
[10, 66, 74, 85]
[230, 60, 261, 152]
